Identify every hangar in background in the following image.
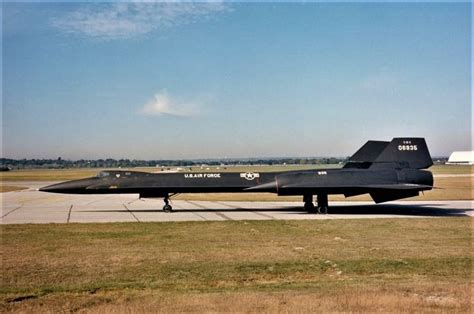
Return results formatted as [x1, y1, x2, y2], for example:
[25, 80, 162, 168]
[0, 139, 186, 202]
[446, 151, 474, 165]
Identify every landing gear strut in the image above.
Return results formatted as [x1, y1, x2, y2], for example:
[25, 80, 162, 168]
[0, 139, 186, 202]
[303, 194, 315, 212]
[162, 193, 179, 212]
[317, 194, 328, 214]
[163, 194, 172, 212]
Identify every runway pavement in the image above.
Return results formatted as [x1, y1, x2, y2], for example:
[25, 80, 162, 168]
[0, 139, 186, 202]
[1, 182, 472, 224]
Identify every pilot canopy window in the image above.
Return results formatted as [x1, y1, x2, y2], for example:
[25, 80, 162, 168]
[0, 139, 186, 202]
[97, 171, 110, 178]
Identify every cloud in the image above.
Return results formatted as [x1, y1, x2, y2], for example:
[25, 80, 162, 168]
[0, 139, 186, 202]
[139, 91, 198, 117]
[51, 1, 230, 40]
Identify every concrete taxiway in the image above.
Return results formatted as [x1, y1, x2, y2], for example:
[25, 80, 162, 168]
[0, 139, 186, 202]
[1, 182, 472, 224]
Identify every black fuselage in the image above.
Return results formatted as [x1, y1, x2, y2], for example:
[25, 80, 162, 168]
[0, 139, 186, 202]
[39, 137, 436, 208]
[40, 167, 433, 199]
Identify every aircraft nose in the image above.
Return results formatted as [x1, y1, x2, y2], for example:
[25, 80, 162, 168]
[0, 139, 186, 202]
[39, 183, 64, 193]
[39, 179, 93, 194]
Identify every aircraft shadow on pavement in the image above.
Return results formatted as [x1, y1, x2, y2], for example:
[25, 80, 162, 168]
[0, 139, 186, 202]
[80, 203, 471, 217]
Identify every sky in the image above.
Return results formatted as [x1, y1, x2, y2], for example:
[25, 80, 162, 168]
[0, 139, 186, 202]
[2, 1, 472, 159]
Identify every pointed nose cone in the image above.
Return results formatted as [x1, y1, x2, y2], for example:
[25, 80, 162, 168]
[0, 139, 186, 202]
[39, 179, 94, 194]
[39, 185, 53, 192]
[39, 182, 75, 193]
[39, 183, 65, 193]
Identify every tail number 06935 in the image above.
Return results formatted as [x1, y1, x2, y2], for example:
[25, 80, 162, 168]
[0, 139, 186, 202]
[398, 145, 418, 151]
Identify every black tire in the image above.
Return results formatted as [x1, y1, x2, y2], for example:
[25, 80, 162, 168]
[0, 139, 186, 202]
[304, 202, 315, 212]
[163, 204, 173, 212]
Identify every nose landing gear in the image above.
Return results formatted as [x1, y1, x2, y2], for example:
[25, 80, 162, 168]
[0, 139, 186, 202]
[163, 197, 172, 212]
[163, 193, 178, 212]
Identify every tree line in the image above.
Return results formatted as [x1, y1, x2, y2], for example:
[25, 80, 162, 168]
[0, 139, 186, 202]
[0, 157, 346, 170]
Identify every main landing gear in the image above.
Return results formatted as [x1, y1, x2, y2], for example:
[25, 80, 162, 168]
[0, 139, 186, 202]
[303, 194, 315, 212]
[317, 194, 328, 214]
[303, 194, 329, 214]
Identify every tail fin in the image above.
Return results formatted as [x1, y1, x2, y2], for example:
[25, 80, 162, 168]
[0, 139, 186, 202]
[371, 138, 433, 169]
[343, 140, 389, 169]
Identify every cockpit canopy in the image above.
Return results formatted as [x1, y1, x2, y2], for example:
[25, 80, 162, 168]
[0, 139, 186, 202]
[97, 171, 111, 178]
[96, 170, 149, 178]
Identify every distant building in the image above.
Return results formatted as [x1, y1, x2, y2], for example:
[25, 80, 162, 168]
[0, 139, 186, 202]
[446, 151, 474, 165]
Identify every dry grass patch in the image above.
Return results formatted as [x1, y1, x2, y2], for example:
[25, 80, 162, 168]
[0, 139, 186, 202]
[3, 285, 471, 313]
[1, 169, 99, 181]
[430, 165, 473, 175]
[0, 185, 28, 193]
[1, 218, 472, 312]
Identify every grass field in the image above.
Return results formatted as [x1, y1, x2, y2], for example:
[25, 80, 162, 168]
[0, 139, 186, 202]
[1, 218, 472, 312]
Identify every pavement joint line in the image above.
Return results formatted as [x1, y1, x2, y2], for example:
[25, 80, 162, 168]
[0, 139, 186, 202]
[215, 201, 275, 219]
[17, 195, 55, 205]
[184, 200, 206, 210]
[84, 195, 115, 206]
[214, 201, 233, 209]
[169, 200, 182, 210]
[1, 206, 23, 218]
[67, 205, 73, 223]
[215, 201, 276, 220]
[127, 198, 143, 205]
[182, 200, 198, 210]
[191, 212, 207, 221]
[123, 204, 140, 222]
[212, 211, 234, 221]
[186, 201, 234, 221]
[250, 211, 276, 219]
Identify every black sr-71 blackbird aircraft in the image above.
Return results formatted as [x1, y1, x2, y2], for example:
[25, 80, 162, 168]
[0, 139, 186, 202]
[40, 137, 434, 214]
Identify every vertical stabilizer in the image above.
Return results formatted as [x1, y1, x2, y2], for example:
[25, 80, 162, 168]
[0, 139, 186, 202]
[343, 140, 389, 168]
[372, 138, 433, 169]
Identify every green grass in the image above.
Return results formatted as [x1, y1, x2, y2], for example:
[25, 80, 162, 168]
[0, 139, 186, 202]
[1, 218, 472, 311]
